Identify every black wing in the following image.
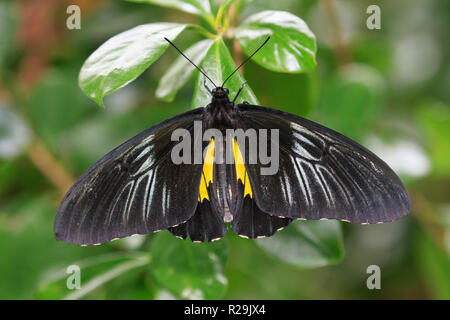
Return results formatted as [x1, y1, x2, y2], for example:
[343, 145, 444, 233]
[168, 139, 235, 242]
[168, 198, 227, 242]
[54, 108, 205, 245]
[236, 104, 411, 224]
[231, 195, 293, 239]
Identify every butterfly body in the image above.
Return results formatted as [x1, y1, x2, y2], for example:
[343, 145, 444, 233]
[54, 87, 410, 245]
[204, 87, 237, 129]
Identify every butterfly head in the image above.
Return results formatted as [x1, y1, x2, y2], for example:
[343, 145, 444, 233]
[212, 87, 229, 99]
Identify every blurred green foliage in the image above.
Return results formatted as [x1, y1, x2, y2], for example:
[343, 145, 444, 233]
[0, 0, 449, 300]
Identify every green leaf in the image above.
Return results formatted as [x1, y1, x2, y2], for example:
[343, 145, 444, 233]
[36, 252, 149, 300]
[156, 39, 214, 102]
[416, 228, 450, 299]
[215, 0, 235, 27]
[256, 220, 344, 268]
[192, 38, 258, 109]
[149, 231, 228, 299]
[316, 64, 383, 140]
[416, 101, 450, 175]
[217, 0, 235, 13]
[28, 68, 93, 148]
[0, 196, 109, 299]
[244, 64, 317, 116]
[235, 10, 317, 73]
[79, 23, 187, 107]
[127, 0, 213, 16]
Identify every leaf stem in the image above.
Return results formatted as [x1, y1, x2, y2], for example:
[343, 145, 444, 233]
[412, 190, 448, 252]
[201, 11, 217, 31]
[27, 139, 75, 196]
[189, 24, 217, 39]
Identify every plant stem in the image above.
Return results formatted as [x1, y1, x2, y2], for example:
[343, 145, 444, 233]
[189, 24, 217, 39]
[27, 139, 75, 196]
[412, 190, 448, 252]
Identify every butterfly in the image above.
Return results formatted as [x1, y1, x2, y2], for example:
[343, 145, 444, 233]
[54, 38, 410, 245]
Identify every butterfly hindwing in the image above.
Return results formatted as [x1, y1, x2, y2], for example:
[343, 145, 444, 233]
[54, 108, 206, 245]
[168, 138, 230, 242]
[232, 195, 293, 239]
[168, 198, 227, 242]
[236, 104, 411, 224]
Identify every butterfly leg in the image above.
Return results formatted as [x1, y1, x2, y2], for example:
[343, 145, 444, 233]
[232, 81, 247, 104]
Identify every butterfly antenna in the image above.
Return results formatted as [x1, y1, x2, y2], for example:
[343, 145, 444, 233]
[164, 37, 217, 88]
[222, 36, 270, 87]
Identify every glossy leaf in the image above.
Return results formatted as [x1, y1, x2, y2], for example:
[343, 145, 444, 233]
[127, 0, 213, 16]
[235, 10, 316, 73]
[256, 220, 344, 268]
[79, 23, 187, 107]
[149, 231, 228, 299]
[191, 38, 258, 108]
[156, 39, 214, 102]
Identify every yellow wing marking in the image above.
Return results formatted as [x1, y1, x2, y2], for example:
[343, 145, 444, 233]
[199, 138, 215, 202]
[198, 138, 253, 202]
[233, 139, 252, 198]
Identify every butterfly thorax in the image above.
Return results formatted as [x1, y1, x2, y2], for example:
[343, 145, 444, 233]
[205, 87, 237, 129]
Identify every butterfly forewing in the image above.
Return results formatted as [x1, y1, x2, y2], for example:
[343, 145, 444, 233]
[236, 104, 410, 224]
[54, 108, 206, 245]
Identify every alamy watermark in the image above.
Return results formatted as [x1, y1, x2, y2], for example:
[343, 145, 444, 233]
[171, 121, 280, 175]
[366, 5, 381, 30]
[366, 265, 381, 290]
[66, 264, 81, 290]
[66, 5, 81, 30]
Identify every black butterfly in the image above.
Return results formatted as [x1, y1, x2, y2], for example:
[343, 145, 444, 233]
[54, 38, 410, 245]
